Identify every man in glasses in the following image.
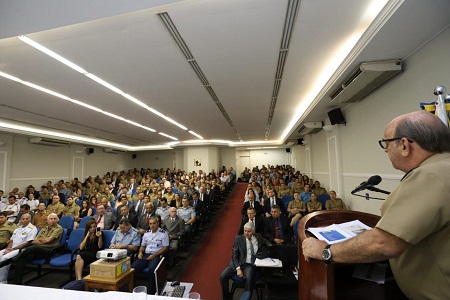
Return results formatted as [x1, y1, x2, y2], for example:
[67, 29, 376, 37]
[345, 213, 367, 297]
[302, 111, 450, 299]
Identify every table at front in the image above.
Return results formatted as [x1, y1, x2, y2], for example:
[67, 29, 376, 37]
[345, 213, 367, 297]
[84, 268, 135, 292]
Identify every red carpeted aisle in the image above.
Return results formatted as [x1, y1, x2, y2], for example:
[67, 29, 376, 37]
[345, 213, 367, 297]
[181, 182, 247, 299]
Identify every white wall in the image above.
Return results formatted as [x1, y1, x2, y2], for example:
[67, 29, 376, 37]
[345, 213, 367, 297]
[220, 147, 236, 173]
[235, 148, 291, 179]
[135, 150, 175, 171]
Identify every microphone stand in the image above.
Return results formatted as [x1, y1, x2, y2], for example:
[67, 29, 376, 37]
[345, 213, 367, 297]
[351, 186, 390, 201]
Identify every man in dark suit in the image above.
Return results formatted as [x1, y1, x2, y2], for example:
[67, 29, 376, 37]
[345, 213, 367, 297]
[198, 186, 210, 205]
[264, 205, 292, 245]
[211, 180, 222, 204]
[136, 202, 160, 235]
[131, 192, 145, 217]
[238, 207, 265, 235]
[113, 205, 137, 230]
[241, 194, 263, 217]
[189, 191, 206, 233]
[162, 207, 185, 267]
[220, 221, 263, 300]
[263, 188, 285, 217]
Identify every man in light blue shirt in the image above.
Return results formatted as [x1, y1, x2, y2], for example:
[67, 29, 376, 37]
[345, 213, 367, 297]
[300, 184, 312, 204]
[110, 218, 141, 255]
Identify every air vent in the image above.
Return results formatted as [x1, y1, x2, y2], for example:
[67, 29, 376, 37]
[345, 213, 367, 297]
[29, 137, 70, 146]
[297, 122, 323, 136]
[103, 148, 126, 154]
[331, 60, 402, 104]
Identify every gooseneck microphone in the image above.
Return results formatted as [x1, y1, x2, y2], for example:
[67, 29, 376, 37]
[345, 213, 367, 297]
[351, 175, 382, 194]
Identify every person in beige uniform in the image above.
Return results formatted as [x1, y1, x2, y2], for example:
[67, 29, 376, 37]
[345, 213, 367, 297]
[306, 193, 322, 213]
[47, 195, 65, 218]
[32, 202, 49, 229]
[302, 111, 450, 299]
[288, 192, 306, 226]
[325, 191, 347, 210]
[0, 212, 17, 249]
[62, 197, 80, 219]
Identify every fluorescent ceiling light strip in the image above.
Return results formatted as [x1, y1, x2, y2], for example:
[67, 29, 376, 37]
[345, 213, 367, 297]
[139, 125, 156, 132]
[130, 145, 174, 150]
[18, 36, 88, 74]
[246, 147, 279, 150]
[101, 111, 125, 121]
[158, 132, 178, 140]
[1, 70, 157, 133]
[18, 36, 189, 136]
[85, 73, 124, 94]
[122, 93, 150, 109]
[0, 71, 22, 82]
[68, 99, 102, 112]
[210, 140, 231, 144]
[22, 81, 71, 100]
[146, 107, 188, 130]
[0, 121, 129, 149]
[188, 130, 203, 139]
[229, 140, 281, 146]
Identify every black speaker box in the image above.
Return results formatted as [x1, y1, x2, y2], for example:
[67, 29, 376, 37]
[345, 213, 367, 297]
[286, 148, 291, 153]
[297, 138, 304, 145]
[87, 148, 94, 155]
[328, 108, 346, 125]
[132, 154, 137, 159]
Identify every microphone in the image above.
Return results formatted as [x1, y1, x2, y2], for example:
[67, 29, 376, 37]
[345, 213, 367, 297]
[351, 175, 382, 194]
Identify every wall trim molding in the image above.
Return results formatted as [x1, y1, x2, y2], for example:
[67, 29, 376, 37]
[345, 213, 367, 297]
[343, 173, 402, 180]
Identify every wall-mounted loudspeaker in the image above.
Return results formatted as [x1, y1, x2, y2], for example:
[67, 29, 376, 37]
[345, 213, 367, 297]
[286, 148, 291, 153]
[297, 138, 304, 145]
[87, 148, 94, 155]
[328, 108, 346, 125]
[132, 154, 137, 159]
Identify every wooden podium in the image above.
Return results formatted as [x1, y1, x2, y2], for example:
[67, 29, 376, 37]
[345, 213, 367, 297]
[297, 210, 381, 300]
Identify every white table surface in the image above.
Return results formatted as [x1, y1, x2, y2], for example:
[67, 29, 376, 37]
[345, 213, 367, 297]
[0, 283, 192, 300]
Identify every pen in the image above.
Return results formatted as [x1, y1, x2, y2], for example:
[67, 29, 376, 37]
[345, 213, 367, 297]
[270, 258, 275, 263]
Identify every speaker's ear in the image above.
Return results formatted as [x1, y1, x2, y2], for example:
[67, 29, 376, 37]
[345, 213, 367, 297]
[328, 108, 346, 125]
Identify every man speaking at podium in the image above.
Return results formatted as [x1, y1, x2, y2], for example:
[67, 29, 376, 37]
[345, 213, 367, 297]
[302, 111, 450, 299]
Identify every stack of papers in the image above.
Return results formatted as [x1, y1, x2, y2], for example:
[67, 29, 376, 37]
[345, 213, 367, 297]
[255, 258, 282, 267]
[307, 220, 372, 244]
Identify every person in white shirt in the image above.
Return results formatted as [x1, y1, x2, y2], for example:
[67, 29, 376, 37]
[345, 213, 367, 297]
[24, 193, 39, 212]
[16, 192, 27, 206]
[0, 213, 37, 283]
[1, 196, 20, 222]
[0, 190, 7, 211]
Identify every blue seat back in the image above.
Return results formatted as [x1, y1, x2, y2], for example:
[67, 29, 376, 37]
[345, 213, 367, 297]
[67, 229, 85, 251]
[79, 216, 94, 229]
[59, 228, 68, 246]
[317, 194, 330, 210]
[102, 230, 116, 249]
[59, 216, 75, 230]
